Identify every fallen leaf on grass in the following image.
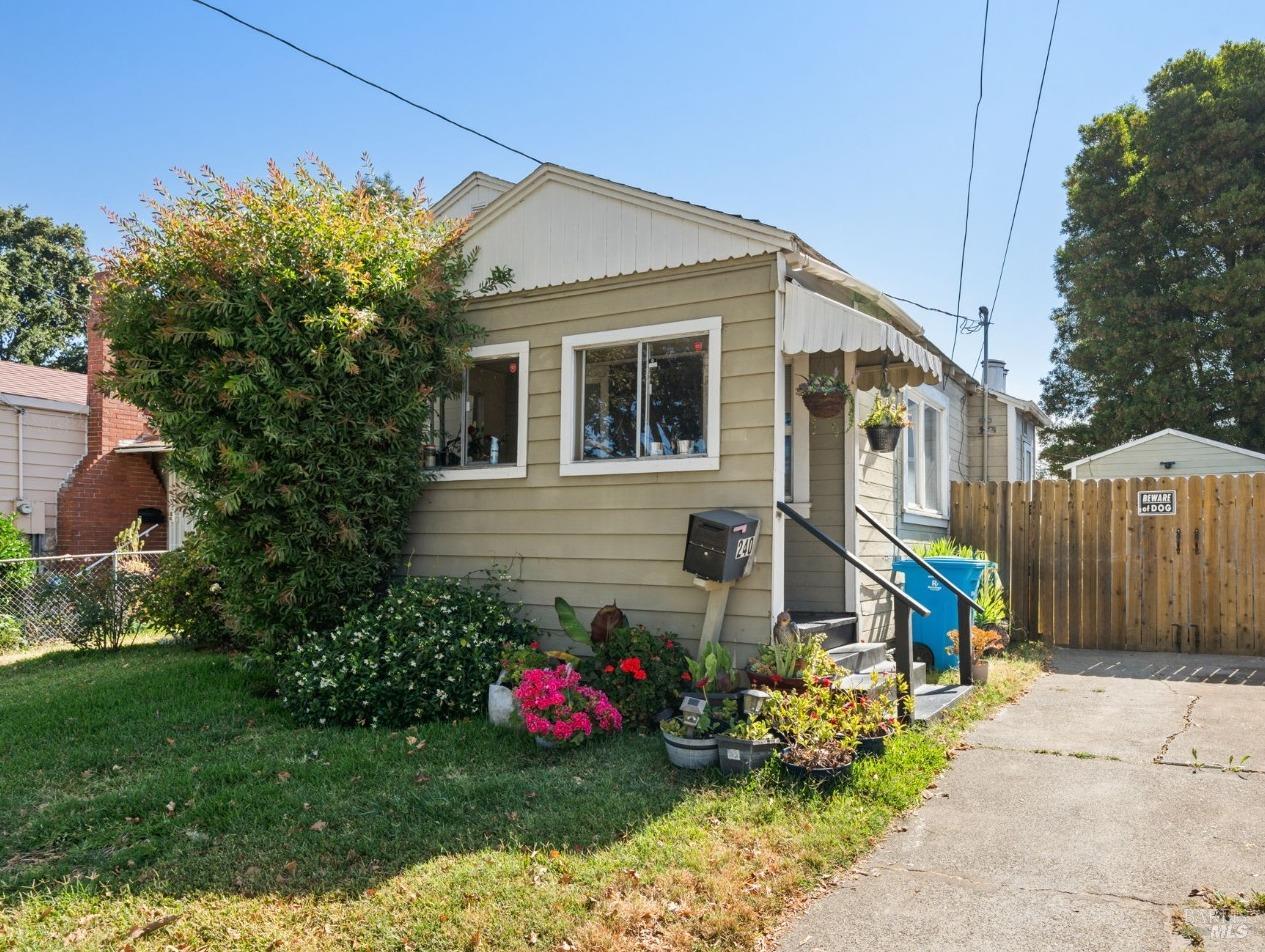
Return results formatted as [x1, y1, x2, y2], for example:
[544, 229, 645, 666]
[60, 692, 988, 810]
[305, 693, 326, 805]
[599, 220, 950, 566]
[276, 771, 291, 783]
[165, 801, 176, 816]
[309, 820, 328, 832]
[414, 773, 431, 784]
[124, 913, 181, 941]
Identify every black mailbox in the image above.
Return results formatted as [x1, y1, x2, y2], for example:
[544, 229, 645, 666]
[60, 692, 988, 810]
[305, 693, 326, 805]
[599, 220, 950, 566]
[683, 509, 761, 582]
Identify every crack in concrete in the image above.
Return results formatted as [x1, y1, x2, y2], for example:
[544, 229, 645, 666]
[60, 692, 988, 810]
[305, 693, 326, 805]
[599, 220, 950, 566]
[867, 862, 1177, 911]
[1155, 695, 1199, 763]
[1153, 758, 1264, 776]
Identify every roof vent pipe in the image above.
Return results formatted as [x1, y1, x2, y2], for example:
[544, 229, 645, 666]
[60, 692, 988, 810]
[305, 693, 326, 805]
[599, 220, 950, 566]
[983, 358, 1008, 395]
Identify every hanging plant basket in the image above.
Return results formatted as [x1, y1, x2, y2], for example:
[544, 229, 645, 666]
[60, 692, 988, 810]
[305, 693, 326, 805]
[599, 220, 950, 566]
[800, 391, 848, 419]
[865, 425, 903, 452]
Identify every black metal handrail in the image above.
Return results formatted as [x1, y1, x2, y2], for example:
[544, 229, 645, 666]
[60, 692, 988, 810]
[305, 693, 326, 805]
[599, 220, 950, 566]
[777, 502, 929, 617]
[855, 503, 983, 688]
[855, 505, 984, 613]
[778, 501, 931, 725]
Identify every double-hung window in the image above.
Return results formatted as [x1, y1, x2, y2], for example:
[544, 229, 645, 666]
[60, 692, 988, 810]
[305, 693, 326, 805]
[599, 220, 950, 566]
[560, 316, 721, 476]
[903, 388, 948, 520]
[430, 341, 530, 481]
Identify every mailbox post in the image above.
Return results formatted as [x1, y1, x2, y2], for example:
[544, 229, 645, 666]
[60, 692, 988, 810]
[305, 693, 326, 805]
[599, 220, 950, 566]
[682, 509, 761, 650]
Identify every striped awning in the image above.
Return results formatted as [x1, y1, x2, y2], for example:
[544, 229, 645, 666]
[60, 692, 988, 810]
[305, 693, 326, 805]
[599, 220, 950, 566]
[783, 281, 941, 390]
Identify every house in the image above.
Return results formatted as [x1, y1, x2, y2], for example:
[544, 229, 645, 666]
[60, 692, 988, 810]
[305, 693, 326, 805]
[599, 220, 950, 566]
[54, 306, 180, 554]
[413, 164, 1046, 659]
[0, 361, 88, 553]
[1068, 428, 1265, 480]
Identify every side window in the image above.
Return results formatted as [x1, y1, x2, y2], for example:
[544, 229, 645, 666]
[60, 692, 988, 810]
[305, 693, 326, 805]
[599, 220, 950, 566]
[428, 342, 529, 480]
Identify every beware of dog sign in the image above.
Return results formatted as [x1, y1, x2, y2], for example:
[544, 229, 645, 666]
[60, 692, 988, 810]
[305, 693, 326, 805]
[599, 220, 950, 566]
[1137, 490, 1177, 516]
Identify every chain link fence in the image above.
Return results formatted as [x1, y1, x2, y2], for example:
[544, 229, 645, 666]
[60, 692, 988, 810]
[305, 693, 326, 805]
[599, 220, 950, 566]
[0, 551, 166, 646]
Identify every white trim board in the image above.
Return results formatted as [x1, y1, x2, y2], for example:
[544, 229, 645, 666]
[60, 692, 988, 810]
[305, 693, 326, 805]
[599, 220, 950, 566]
[559, 315, 722, 478]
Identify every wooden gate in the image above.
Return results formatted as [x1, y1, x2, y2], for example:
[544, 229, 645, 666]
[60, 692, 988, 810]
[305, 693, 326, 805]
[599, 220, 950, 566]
[950, 475, 1265, 656]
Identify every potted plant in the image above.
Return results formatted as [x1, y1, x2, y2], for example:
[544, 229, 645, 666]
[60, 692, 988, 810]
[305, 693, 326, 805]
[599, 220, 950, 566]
[796, 372, 853, 421]
[746, 631, 836, 692]
[766, 683, 860, 785]
[514, 665, 622, 748]
[489, 641, 579, 727]
[660, 698, 738, 769]
[716, 717, 782, 775]
[860, 394, 911, 452]
[683, 642, 742, 700]
[851, 672, 904, 757]
[948, 625, 1008, 684]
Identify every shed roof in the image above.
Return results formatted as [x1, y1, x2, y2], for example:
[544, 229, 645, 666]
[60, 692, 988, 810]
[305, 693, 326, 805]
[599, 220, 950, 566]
[1067, 428, 1265, 470]
[0, 361, 87, 406]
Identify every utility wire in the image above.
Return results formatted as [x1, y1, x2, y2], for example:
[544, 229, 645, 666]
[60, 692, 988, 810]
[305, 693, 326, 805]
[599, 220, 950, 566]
[950, 0, 991, 363]
[186, 0, 546, 165]
[883, 292, 967, 322]
[988, 0, 1060, 321]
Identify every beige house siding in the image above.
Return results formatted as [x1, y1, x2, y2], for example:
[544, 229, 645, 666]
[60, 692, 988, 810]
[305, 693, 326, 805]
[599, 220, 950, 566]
[0, 404, 87, 546]
[854, 387, 897, 643]
[408, 256, 779, 658]
[965, 391, 1010, 482]
[1070, 431, 1265, 479]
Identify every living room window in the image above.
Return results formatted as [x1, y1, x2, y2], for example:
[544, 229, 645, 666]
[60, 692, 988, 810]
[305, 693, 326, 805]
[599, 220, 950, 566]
[560, 316, 721, 476]
[429, 341, 529, 481]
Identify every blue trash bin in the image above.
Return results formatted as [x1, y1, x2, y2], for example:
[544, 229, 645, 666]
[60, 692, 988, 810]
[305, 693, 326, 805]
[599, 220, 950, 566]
[892, 557, 994, 671]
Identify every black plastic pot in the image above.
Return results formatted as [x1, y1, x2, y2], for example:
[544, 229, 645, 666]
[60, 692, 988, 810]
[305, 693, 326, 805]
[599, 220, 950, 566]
[857, 733, 889, 758]
[781, 757, 853, 786]
[716, 735, 783, 775]
[865, 425, 903, 453]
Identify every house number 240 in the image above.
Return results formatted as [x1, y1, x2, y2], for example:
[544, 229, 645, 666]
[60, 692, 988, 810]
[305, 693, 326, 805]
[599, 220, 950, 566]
[734, 536, 757, 560]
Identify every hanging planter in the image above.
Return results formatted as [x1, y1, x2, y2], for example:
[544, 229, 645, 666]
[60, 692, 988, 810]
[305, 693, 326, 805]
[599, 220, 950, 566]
[796, 373, 853, 437]
[860, 394, 911, 453]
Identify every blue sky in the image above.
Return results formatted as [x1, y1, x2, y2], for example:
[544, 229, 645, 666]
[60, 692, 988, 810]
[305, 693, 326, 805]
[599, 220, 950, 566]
[4, 1, 1262, 399]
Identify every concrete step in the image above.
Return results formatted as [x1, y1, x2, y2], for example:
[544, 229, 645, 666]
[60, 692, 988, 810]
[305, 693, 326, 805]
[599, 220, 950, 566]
[790, 612, 859, 649]
[827, 640, 887, 672]
[835, 660, 927, 694]
[913, 683, 974, 722]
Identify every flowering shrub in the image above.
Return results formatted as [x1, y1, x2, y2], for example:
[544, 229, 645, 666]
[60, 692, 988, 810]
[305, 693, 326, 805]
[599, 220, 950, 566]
[138, 531, 232, 648]
[515, 666, 622, 745]
[279, 576, 538, 728]
[580, 625, 689, 727]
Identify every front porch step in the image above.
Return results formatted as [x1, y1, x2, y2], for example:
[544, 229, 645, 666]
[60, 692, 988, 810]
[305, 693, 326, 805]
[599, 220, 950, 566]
[912, 683, 974, 722]
[827, 640, 886, 672]
[789, 611, 858, 649]
[835, 659, 927, 693]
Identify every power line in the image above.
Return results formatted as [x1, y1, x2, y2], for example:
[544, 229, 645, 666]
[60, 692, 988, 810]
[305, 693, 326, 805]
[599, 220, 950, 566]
[950, 0, 991, 363]
[186, 0, 545, 165]
[883, 292, 967, 322]
[988, 0, 1060, 321]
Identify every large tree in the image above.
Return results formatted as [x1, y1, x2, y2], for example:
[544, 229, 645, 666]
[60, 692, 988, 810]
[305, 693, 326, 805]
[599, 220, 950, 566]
[0, 205, 93, 371]
[99, 160, 508, 648]
[1041, 40, 1265, 474]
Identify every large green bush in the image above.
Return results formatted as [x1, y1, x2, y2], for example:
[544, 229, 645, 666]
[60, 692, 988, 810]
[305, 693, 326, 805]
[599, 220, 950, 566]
[579, 626, 689, 728]
[0, 513, 34, 589]
[138, 532, 232, 648]
[97, 160, 510, 647]
[278, 576, 538, 728]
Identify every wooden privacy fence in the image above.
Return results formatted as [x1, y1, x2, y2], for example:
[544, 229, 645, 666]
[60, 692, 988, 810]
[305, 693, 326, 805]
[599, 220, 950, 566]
[950, 475, 1265, 656]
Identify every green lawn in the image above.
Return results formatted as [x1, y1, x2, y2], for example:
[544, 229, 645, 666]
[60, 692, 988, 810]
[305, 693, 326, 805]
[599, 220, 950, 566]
[0, 641, 1045, 951]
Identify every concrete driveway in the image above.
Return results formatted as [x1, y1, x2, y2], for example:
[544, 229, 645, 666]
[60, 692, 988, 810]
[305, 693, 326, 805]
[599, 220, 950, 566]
[778, 649, 1265, 952]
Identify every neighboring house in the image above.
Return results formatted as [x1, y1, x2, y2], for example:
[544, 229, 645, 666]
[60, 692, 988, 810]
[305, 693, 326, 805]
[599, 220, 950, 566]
[415, 164, 1046, 657]
[55, 308, 176, 554]
[1068, 428, 1265, 480]
[0, 361, 88, 553]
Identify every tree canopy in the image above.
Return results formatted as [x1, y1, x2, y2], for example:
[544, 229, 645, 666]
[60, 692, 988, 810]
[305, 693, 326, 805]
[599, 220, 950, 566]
[0, 205, 93, 372]
[1041, 40, 1265, 474]
[99, 159, 508, 648]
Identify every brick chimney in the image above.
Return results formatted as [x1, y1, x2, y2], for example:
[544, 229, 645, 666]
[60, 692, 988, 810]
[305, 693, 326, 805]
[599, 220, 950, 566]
[56, 284, 168, 554]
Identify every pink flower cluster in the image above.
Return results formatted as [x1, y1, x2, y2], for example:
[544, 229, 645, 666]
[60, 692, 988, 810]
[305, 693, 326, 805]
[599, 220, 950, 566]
[514, 665, 623, 744]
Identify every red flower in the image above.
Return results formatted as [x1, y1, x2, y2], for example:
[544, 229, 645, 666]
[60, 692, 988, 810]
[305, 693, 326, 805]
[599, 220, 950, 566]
[681, 672, 692, 682]
[529, 641, 540, 650]
[603, 664, 615, 673]
[633, 670, 647, 681]
[618, 657, 643, 675]
[664, 640, 675, 649]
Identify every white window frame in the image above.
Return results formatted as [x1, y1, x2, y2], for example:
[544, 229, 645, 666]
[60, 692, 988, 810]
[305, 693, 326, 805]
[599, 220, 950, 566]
[902, 385, 950, 525]
[432, 340, 530, 482]
[559, 316, 722, 477]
